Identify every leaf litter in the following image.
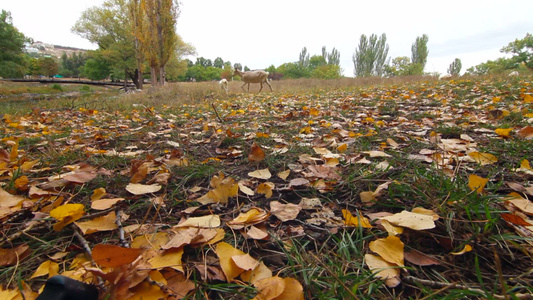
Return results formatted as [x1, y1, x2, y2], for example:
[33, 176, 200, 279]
[1, 76, 533, 299]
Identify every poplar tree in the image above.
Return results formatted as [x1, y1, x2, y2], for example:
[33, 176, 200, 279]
[352, 33, 389, 77]
[448, 58, 462, 76]
[411, 34, 429, 74]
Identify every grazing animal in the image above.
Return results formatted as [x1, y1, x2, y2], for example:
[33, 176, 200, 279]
[219, 78, 228, 93]
[233, 69, 272, 92]
[439, 74, 452, 80]
[508, 71, 519, 77]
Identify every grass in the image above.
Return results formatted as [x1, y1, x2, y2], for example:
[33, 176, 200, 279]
[1, 74, 532, 299]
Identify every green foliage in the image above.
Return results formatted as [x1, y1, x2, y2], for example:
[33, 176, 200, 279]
[38, 57, 58, 77]
[59, 52, 87, 77]
[448, 58, 462, 76]
[466, 57, 516, 75]
[384, 56, 422, 76]
[51, 83, 62, 91]
[352, 33, 389, 77]
[0, 10, 28, 78]
[411, 34, 429, 74]
[500, 32, 533, 69]
[84, 56, 111, 80]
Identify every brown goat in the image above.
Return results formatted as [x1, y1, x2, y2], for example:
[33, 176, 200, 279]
[233, 69, 272, 92]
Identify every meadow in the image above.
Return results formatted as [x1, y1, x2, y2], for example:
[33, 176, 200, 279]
[0, 74, 532, 299]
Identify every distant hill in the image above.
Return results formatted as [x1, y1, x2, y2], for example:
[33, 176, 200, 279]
[24, 41, 89, 58]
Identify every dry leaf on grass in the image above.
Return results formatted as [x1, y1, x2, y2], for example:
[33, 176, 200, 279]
[126, 183, 162, 195]
[270, 201, 301, 222]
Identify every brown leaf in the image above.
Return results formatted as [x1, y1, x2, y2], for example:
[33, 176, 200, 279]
[92, 244, 143, 268]
[501, 213, 533, 226]
[404, 250, 440, 266]
[248, 143, 265, 162]
[0, 244, 31, 266]
[270, 201, 301, 222]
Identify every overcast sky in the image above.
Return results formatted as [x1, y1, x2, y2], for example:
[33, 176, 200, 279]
[3, 0, 532, 76]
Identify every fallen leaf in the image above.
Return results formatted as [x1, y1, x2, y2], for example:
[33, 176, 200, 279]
[215, 242, 247, 282]
[270, 201, 301, 222]
[404, 250, 440, 266]
[495, 128, 512, 138]
[257, 182, 275, 198]
[29, 260, 59, 279]
[0, 244, 31, 266]
[468, 152, 498, 165]
[506, 192, 533, 215]
[91, 198, 125, 210]
[240, 261, 272, 284]
[369, 236, 404, 266]
[277, 169, 290, 180]
[148, 248, 184, 272]
[126, 183, 162, 195]
[500, 213, 532, 226]
[468, 174, 489, 194]
[380, 210, 436, 230]
[0, 188, 24, 207]
[175, 214, 221, 228]
[517, 126, 533, 139]
[342, 209, 372, 228]
[232, 254, 260, 271]
[50, 203, 85, 231]
[362, 150, 391, 158]
[252, 276, 285, 300]
[450, 244, 473, 255]
[248, 168, 272, 180]
[92, 244, 143, 268]
[249, 143, 265, 162]
[91, 187, 107, 201]
[75, 211, 119, 234]
[365, 254, 401, 288]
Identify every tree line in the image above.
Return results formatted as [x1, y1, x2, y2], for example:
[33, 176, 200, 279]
[1, 6, 531, 86]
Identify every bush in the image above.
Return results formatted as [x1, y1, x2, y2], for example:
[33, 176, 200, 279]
[51, 83, 62, 91]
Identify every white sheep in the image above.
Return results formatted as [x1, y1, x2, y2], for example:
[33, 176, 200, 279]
[508, 71, 519, 77]
[219, 78, 228, 93]
[233, 69, 272, 92]
[439, 74, 452, 80]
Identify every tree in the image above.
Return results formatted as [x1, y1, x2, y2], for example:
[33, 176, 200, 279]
[73, 0, 138, 87]
[144, 0, 180, 86]
[298, 47, 310, 69]
[448, 58, 462, 76]
[352, 33, 389, 77]
[327, 47, 340, 66]
[500, 33, 533, 69]
[411, 34, 429, 74]
[0, 10, 28, 78]
[84, 55, 111, 80]
[213, 57, 224, 68]
[38, 57, 58, 78]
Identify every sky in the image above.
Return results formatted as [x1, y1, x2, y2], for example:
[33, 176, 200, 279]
[2, 0, 532, 76]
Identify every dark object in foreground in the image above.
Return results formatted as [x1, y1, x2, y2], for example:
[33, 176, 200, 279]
[36, 275, 99, 300]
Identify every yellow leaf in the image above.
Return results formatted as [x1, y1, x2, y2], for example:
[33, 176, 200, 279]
[128, 281, 166, 300]
[50, 204, 85, 231]
[175, 214, 221, 228]
[380, 219, 404, 236]
[369, 236, 404, 266]
[520, 159, 531, 170]
[495, 128, 512, 137]
[75, 211, 119, 235]
[232, 254, 260, 271]
[248, 168, 272, 180]
[277, 169, 290, 180]
[506, 192, 533, 215]
[252, 276, 286, 300]
[126, 183, 162, 195]
[92, 244, 143, 268]
[359, 191, 376, 204]
[91, 188, 106, 201]
[215, 242, 246, 282]
[365, 254, 401, 288]
[342, 209, 372, 228]
[492, 96, 501, 103]
[524, 94, 533, 103]
[0, 188, 25, 207]
[240, 261, 272, 285]
[468, 174, 489, 194]
[450, 244, 473, 255]
[468, 152, 498, 165]
[257, 182, 275, 198]
[30, 260, 59, 279]
[336, 143, 347, 153]
[148, 248, 184, 272]
[197, 176, 238, 204]
[90, 198, 125, 210]
[9, 139, 19, 162]
[380, 210, 436, 230]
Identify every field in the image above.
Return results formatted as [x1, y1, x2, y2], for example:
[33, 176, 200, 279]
[1, 75, 532, 299]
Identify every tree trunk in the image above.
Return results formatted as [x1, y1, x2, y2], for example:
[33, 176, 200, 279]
[159, 66, 165, 86]
[151, 66, 158, 86]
